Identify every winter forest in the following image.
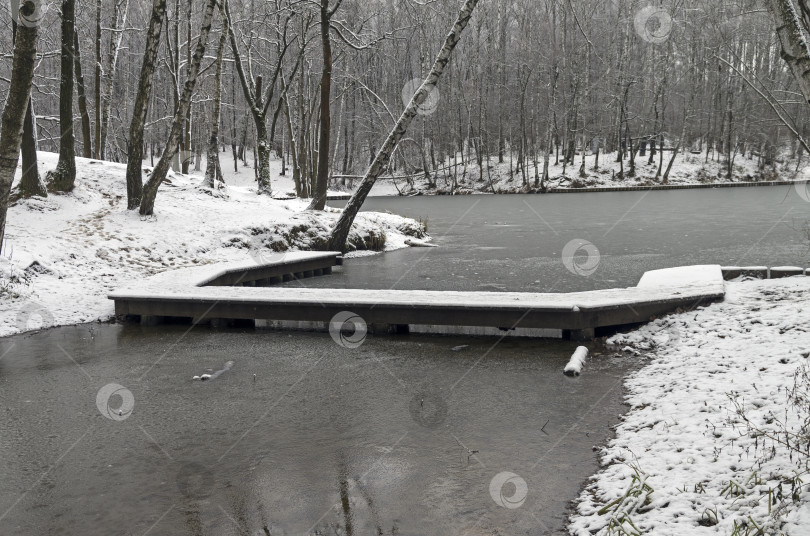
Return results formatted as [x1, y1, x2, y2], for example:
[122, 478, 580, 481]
[3, 1, 810, 219]
[5, 1, 810, 535]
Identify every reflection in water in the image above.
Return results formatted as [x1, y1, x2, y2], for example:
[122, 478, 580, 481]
[339, 455, 355, 536]
[0, 324, 632, 534]
[4, 188, 802, 534]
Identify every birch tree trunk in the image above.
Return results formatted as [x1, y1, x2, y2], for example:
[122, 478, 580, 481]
[182, 0, 193, 175]
[326, 0, 480, 251]
[541, 1, 558, 190]
[282, 73, 302, 197]
[45, 0, 77, 192]
[94, 0, 102, 159]
[124, 0, 167, 209]
[0, 0, 39, 250]
[10, 3, 46, 199]
[139, 0, 218, 215]
[766, 0, 810, 107]
[17, 99, 46, 198]
[204, 18, 228, 190]
[98, 0, 129, 160]
[73, 31, 93, 159]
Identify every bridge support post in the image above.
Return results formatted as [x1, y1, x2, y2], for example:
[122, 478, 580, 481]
[563, 328, 595, 341]
[369, 323, 410, 335]
[140, 315, 165, 326]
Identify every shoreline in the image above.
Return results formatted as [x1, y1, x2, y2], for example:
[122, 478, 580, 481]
[569, 276, 810, 534]
[330, 177, 806, 200]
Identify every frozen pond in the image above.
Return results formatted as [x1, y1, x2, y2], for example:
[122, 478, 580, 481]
[315, 186, 810, 292]
[3, 185, 806, 534]
[0, 325, 630, 534]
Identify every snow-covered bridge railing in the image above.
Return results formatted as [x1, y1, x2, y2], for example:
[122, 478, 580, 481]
[109, 259, 726, 340]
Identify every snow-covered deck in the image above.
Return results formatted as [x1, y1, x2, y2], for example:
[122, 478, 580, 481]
[109, 258, 725, 339]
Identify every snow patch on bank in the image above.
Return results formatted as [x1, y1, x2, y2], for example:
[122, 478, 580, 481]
[569, 277, 810, 535]
[0, 152, 428, 337]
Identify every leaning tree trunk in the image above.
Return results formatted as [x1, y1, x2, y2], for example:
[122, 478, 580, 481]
[766, 0, 810, 107]
[11, 7, 46, 199]
[326, 0, 480, 251]
[46, 0, 77, 192]
[139, 0, 218, 215]
[0, 1, 39, 250]
[124, 0, 167, 210]
[204, 18, 228, 190]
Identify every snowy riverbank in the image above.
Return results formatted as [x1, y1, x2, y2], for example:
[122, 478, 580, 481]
[129, 148, 810, 198]
[360, 151, 810, 196]
[0, 152, 428, 338]
[569, 276, 810, 535]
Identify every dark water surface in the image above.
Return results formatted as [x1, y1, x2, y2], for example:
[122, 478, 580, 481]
[6, 187, 803, 534]
[0, 325, 630, 535]
[315, 186, 810, 292]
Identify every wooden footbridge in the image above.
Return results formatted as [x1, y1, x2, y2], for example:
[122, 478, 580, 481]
[109, 252, 726, 340]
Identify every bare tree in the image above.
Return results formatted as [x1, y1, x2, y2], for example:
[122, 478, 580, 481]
[308, 0, 343, 210]
[10, 0, 46, 199]
[45, 0, 77, 192]
[327, 0, 481, 251]
[204, 15, 229, 191]
[224, 0, 294, 196]
[73, 31, 92, 159]
[766, 0, 810, 107]
[97, 0, 130, 160]
[124, 0, 168, 210]
[0, 0, 40, 249]
[139, 0, 219, 215]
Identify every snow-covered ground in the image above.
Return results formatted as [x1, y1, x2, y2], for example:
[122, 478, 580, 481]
[0, 152, 428, 337]
[569, 276, 810, 535]
[141, 146, 810, 197]
[359, 151, 810, 196]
